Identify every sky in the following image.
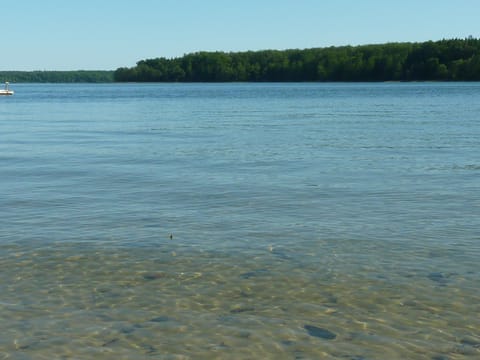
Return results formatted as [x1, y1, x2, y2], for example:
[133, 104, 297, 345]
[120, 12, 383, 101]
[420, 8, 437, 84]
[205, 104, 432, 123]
[2, 0, 479, 71]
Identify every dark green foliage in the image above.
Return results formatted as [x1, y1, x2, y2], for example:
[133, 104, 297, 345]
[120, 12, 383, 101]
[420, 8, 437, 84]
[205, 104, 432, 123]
[0, 70, 114, 83]
[114, 38, 480, 82]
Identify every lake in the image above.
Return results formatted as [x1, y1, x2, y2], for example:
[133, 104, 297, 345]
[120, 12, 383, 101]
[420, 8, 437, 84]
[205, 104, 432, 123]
[0, 83, 479, 359]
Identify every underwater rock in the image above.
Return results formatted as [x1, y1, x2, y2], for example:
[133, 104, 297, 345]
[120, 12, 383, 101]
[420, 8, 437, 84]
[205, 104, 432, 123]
[240, 271, 257, 279]
[142, 344, 157, 354]
[452, 343, 478, 355]
[102, 338, 119, 347]
[431, 355, 450, 360]
[120, 326, 136, 334]
[230, 306, 255, 314]
[460, 337, 480, 348]
[304, 325, 336, 340]
[239, 269, 268, 279]
[143, 273, 165, 281]
[211, 341, 229, 351]
[149, 316, 171, 322]
[428, 272, 447, 285]
[270, 249, 293, 260]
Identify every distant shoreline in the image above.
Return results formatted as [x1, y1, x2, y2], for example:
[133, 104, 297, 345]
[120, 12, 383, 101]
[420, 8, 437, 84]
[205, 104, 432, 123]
[2, 38, 480, 83]
[0, 70, 114, 83]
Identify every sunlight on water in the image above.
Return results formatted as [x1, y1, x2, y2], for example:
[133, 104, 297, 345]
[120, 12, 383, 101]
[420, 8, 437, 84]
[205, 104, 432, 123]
[0, 243, 478, 359]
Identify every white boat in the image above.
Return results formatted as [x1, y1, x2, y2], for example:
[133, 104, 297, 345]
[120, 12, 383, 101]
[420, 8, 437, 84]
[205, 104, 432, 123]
[0, 82, 14, 95]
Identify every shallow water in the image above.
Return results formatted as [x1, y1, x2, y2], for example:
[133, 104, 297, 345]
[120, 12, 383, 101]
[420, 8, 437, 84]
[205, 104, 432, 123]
[0, 83, 479, 359]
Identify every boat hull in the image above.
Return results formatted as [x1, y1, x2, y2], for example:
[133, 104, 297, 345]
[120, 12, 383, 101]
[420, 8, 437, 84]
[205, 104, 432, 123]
[0, 90, 14, 95]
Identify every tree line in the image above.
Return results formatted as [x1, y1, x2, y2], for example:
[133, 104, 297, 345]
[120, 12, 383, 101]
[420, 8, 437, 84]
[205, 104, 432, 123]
[0, 71, 114, 83]
[114, 38, 480, 82]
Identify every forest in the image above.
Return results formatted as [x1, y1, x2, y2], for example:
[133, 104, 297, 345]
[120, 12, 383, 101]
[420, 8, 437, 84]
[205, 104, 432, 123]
[0, 71, 114, 83]
[114, 38, 480, 82]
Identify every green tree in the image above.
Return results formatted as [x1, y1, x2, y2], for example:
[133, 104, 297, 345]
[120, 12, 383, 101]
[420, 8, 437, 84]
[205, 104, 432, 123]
[112, 38, 480, 82]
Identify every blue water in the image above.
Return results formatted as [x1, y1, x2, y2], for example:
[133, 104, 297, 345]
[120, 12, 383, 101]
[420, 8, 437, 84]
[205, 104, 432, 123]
[2, 83, 479, 249]
[0, 83, 479, 359]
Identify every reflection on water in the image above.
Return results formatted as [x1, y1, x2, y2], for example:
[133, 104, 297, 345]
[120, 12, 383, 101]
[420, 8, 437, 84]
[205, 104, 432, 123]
[1, 242, 478, 359]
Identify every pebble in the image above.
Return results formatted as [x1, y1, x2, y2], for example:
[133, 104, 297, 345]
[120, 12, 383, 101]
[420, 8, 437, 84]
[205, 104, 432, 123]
[142, 344, 157, 354]
[240, 271, 257, 279]
[428, 272, 448, 285]
[120, 326, 136, 334]
[431, 355, 450, 360]
[460, 338, 480, 348]
[270, 249, 292, 260]
[304, 325, 337, 340]
[102, 338, 119, 347]
[143, 273, 165, 281]
[230, 307, 255, 314]
[239, 269, 268, 279]
[150, 316, 171, 322]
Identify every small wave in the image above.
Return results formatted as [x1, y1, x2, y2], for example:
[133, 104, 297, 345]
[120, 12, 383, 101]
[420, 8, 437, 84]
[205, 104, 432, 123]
[426, 164, 480, 171]
[453, 164, 480, 171]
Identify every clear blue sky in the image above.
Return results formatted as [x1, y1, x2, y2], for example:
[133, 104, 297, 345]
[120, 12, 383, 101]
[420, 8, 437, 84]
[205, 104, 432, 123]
[2, 0, 479, 70]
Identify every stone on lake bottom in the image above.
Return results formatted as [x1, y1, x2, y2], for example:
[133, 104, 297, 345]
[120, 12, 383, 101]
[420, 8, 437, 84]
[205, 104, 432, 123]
[304, 325, 336, 340]
[150, 316, 171, 322]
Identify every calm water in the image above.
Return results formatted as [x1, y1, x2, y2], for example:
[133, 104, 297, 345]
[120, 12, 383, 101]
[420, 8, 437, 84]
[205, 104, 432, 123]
[0, 83, 479, 359]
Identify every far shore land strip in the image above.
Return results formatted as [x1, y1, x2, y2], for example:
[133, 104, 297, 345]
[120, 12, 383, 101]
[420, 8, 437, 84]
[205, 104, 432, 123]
[1, 38, 479, 84]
